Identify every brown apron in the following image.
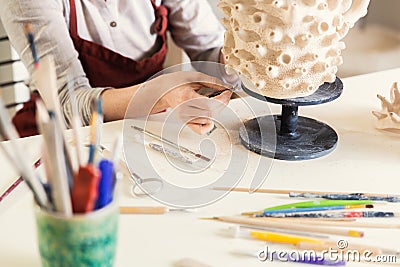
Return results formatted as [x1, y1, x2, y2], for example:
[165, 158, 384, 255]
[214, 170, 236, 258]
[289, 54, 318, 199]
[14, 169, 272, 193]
[13, 0, 169, 137]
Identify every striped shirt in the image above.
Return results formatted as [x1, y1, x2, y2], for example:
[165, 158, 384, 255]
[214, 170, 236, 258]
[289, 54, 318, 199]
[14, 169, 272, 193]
[0, 0, 224, 126]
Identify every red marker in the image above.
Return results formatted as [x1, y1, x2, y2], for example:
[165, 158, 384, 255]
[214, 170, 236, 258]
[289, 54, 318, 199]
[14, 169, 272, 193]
[71, 165, 100, 213]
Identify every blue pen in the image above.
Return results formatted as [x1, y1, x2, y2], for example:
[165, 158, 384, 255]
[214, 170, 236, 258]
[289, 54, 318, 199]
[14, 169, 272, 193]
[286, 254, 346, 266]
[95, 159, 114, 209]
[260, 204, 374, 216]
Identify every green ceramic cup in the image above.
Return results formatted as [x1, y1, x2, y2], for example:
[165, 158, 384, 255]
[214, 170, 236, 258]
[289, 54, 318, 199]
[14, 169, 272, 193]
[34, 202, 118, 267]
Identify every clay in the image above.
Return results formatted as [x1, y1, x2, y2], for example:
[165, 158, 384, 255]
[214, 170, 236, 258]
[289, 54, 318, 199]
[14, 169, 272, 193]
[372, 82, 400, 130]
[219, 0, 370, 98]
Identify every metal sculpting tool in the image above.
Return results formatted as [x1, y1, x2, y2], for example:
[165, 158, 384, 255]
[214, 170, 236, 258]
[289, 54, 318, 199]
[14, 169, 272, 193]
[132, 125, 211, 162]
[148, 142, 194, 165]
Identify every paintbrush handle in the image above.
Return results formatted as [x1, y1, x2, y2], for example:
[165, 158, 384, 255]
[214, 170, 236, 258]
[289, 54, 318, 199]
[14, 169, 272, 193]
[214, 187, 399, 198]
[264, 211, 395, 219]
[119, 206, 168, 214]
[260, 217, 400, 229]
[0, 158, 42, 203]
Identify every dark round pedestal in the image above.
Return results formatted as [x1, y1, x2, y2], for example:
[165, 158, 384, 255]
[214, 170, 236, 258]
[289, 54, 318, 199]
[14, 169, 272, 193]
[239, 78, 343, 161]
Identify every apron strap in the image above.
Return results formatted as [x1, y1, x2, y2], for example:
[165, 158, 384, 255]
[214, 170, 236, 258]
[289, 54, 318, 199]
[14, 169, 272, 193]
[69, 0, 78, 37]
[151, 0, 169, 36]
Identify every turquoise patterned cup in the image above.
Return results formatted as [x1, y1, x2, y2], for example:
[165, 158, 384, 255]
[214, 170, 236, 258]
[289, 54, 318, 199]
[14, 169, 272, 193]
[34, 202, 118, 267]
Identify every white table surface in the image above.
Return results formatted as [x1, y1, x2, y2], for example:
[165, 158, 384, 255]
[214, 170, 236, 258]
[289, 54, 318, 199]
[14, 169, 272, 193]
[1, 68, 400, 267]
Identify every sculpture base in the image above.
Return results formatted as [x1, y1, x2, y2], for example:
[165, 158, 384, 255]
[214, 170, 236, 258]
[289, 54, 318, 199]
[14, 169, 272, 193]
[239, 78, 343, 161]
[239, 115, 338, 161]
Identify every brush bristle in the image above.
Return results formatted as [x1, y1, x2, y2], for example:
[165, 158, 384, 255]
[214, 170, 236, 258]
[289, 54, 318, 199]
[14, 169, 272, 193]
[226, 226, 241, 238]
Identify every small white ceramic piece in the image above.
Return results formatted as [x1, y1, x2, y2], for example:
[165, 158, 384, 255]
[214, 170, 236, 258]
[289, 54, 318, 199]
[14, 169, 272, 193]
[219, 0, 370, 99]
[372, 82, 400, 130]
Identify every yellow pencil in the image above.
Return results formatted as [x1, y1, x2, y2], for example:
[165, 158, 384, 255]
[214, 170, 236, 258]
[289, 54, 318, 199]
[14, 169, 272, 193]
[249, 230, 325, 245]
[228, 226, 400, 256]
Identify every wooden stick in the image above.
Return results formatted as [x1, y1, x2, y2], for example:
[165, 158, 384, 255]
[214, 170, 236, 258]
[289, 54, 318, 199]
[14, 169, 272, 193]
[203, 216, 364, 237]
[258, 217, 357, 222]
[213, 187, 399, 198]
[119, 206, 168, 214]
[119, 206, 190, 215]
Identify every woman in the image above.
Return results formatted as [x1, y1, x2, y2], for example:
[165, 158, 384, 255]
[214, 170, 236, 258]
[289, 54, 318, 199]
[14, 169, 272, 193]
[0, 0, 232, 135]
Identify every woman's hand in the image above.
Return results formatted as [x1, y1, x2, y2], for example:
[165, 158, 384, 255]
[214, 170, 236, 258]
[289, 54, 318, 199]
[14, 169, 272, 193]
[102, 71, 232, 135]
[155, 72, 232, 135]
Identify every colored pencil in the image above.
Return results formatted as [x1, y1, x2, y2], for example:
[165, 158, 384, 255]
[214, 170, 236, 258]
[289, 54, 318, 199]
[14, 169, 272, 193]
[228, 226, 326, 245]
[240, 225, 329, 239]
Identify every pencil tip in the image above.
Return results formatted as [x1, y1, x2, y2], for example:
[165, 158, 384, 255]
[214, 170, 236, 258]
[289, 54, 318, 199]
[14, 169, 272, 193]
[348, 230, 364, 238]
[241, 211, 260, 216]
[199, 217, 219, 220]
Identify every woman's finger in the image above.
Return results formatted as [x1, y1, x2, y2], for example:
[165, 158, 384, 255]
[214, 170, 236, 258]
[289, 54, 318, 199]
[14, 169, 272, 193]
[211, 90, 232, 105]
[187, 120, 215, 135]
[187, 117, 212, 125]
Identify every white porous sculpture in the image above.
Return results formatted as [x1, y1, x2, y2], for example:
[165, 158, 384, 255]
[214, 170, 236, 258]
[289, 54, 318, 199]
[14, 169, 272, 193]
[219, 0, 370, 99]
[372, 82, 400, 130]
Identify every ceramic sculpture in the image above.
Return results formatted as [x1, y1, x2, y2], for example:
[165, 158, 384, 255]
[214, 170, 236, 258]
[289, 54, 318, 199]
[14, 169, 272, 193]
[372, 82, 400, 130]
[219, 0, 370, 99]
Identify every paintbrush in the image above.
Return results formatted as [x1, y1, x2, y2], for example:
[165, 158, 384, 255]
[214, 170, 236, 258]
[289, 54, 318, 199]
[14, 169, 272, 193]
[213, 187, 400, 201]
[23, 23, 39, 68]
[261, 211, 398, 219]
[0, 158, 42, 203]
